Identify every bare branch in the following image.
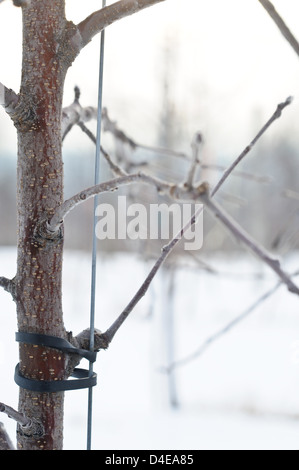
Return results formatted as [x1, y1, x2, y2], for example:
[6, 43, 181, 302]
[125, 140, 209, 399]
[101, 212, 198, 345]
[46, 172, 173, 233]
[53, 91, 298, 350]
[100, 107, 299, 295]
[0, 402, 44, 440]
[258, 0, 299, 57]
[64, 96, 272, 187]
[184, 132, 203, 189]
[76, 122, 129, 177]
[202, 163, 272, 184]
[165, 273, 299, 372]
[62, 86, 97, 140]
[200, 189, 299, 295]
[100, 144, 128, 177]
[77, 0, 166, 50]
[80, 111, 270, 190]
[102, 107, 273, 184]
[98, 96, 299, 343]
[0, 423, 14, 450]
[0, 403, 31, 428]
[101, 185, 299, 347]
[77, 121, 97, 145]
[46, 163, 211, 234]
[211, 96, 293, 196]
[102, 108, 137, 150]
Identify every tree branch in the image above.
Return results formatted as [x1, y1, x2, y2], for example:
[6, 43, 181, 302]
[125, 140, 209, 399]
[0, 402, 44, 440]
[61, 86, 97, 140]
[258, 0, 299, 57]
[200, 189, 299, 295]
[102, 107, 138, 150]
[0, 82, 19, 119]
[52, 93, 298, 348]
[63, 92, 272, 186]
[101, 214, 195, 345]
[99, 184, 299, 347]
[211, 96, 293, 196]
[102, 107, 273, 184]
[184, 132, 203, 189]
[96, 99, 299, 344]
[165, 272, 299, 372]
[46, 160, 211, 234]
[77, 0, 166, 50]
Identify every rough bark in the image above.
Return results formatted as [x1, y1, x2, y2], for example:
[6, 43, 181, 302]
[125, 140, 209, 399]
[15, 0, 69, 451]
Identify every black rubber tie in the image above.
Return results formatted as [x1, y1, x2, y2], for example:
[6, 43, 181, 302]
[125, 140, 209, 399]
[14, 364, 97, 392]
[15, 331, 97, 362]
[14, 331, 98, 392]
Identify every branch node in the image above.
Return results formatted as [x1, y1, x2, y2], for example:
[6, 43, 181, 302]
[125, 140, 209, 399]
[17, 419, 44, 440]
[196, 181, 210, 196]
[33, 217, 64, 248]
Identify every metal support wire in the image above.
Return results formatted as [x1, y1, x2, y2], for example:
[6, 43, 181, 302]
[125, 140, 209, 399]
[87, 0, 106, 451]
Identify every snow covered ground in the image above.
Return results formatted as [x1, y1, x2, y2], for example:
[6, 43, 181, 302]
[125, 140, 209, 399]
[1, 246, 299, 450]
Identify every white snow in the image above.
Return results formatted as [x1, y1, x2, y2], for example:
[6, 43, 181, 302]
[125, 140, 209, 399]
[1, 247, 299, 450]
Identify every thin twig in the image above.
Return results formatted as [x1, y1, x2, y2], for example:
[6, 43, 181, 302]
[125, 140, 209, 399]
[76, 122, 128, 177]
[102, 211, 199, 344]
[62, 86, 98, 141]
[165, 272, 299, 372]
[184, 132, 203, 188]
[258, 0, 299, 57]
[201, 163, 272, 184]
[54, 95, 297, 346]
[100, 145, 128, 177]
[77, 121, 97, 145]
[0, 403, 31, 428]
[102, 108, 137, 150]
[211, 96, 293, 196]
[65, 96, 272, 186]
[99, 98, 298, 344]
[102, 111, 272, 185]
[201, 190, 299, 295]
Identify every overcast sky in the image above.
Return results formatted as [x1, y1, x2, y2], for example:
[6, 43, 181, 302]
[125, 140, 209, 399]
[1, 0, 299, 160]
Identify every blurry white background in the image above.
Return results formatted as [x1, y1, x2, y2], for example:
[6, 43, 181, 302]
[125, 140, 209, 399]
[1, 0, 299, 450]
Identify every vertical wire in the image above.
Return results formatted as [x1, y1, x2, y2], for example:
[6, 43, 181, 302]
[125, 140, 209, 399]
[87, 0, 106, 451]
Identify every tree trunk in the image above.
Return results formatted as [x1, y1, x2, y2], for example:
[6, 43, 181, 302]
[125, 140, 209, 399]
[15, 0, 69, 450]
